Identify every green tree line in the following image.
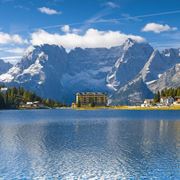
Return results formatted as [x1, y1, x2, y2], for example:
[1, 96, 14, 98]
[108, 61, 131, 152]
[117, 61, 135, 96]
[0, 85, 64, 109]
[154, 87, 180, 103]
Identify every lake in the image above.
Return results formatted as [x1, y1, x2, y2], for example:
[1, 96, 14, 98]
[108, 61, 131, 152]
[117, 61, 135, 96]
[0, 109, 179, 179]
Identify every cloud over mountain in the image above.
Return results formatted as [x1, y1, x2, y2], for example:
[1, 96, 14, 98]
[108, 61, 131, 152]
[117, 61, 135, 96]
[61, 25, 71, 33]
[0, 32, 25, 44]
[30, 28, 145, 49]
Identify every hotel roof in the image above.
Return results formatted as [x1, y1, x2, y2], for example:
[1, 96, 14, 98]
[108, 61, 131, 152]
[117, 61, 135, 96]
[76, 92, 107, 95]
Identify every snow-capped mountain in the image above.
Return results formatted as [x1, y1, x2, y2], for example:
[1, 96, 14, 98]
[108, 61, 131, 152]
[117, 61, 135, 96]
[0, 59, 12, 75]
[107, 39, 153, 90]
[0, 45, 68, 101]
[140, 48, 180, 86]
[0, 39, 179, 105]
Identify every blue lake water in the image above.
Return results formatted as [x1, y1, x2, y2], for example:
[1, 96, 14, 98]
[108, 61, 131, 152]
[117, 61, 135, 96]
[0, 109, 179, 179]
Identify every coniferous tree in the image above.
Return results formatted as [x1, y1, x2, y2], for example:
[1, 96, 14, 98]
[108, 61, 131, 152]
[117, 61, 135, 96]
[154, 91, 160, 103]
[0, 93, 5, 109]
[0, 85, 64, 109]
[177, 89, 180, 96]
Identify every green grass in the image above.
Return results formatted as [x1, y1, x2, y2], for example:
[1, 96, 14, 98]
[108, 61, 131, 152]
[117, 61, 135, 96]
[73, 105, 180, 110]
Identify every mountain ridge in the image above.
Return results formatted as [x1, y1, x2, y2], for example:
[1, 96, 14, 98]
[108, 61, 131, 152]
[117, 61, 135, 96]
[0, 59, 12, 75]
[0, 39, 179, 105]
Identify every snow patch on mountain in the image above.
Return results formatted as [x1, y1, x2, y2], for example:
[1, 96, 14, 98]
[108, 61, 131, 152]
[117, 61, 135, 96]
[0, 66, 21, 82]
[106, 39, 153, 90]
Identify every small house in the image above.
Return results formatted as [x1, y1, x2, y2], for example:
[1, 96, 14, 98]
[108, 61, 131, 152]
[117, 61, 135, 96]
[71, 103, 76, 108]
[20, 101, 44, 109]
[26, 102, 34, 108]
[0, 87, 8, 94]
[160, 97, 174, 106]
[141, 99, 153, 107]
[174, 96, 180, 105]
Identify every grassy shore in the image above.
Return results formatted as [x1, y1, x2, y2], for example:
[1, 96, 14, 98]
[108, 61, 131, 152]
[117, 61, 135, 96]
[73, 105, 180, 110]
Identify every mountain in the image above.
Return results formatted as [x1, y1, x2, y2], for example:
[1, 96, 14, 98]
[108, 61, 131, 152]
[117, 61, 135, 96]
[109, 77, 154, 105]
[61, 39, 154, 103]
[0, 44, 124, 104]
[0, 59, 12, 75]
[110, 48, 180, 104]
[0, 45, 68, 101]
[140, 48, 180, 86]
[149, 63, 180, 92]
[106, 39, 153, 90]
[0, 39, 179, 105]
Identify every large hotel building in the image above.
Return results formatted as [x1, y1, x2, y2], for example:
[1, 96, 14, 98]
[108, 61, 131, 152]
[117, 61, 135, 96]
[75, 92, 108, 107]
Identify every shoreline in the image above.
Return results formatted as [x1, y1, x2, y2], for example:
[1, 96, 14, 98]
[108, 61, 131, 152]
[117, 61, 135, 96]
[1, 105, 180, 111]
[72, 105, 180, 111]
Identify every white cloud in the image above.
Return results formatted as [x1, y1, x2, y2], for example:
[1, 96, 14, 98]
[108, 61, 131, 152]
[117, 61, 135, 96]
[142, 23, 177, 33]
[30, 28, 145, 49]
[0, 56, 22, 64]
[5, 47, 25, 54]
[61, 25, 70, 33]
[72, 28, 81, 34]
[0, 32, 25, 44]
[60, 25, 81, 34]
[104, 1, 119, 8]
[38, 7, 61, 15]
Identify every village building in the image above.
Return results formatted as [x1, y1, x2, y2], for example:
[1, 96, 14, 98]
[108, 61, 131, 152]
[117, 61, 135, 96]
[71, 102, 76, 108]
[75, 92, 108, 107]
[160, 97, 174, 106]
[174, 96, 180, 105]
[141, 99, 154, 107]
[0, 87, 8, 94]
[20, 101, 44, 109]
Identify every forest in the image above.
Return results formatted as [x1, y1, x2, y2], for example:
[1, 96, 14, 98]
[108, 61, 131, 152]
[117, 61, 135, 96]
[0, 85, 64, 109]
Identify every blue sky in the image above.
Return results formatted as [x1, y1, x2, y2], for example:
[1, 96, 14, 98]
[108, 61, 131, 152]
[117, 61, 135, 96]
[0, 0, 180, 63]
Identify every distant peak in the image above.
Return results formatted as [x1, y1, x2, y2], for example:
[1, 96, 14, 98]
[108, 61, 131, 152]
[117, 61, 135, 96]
[122, 38, 137, 50]
[126, 38, 136, 44]
[153, 49, 160, 55]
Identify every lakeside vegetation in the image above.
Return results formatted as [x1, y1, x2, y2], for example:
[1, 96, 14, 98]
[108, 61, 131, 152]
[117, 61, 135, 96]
[0, 85, 65, 109]
[73, 105, 180, 110]
[0, 86, 180, 111]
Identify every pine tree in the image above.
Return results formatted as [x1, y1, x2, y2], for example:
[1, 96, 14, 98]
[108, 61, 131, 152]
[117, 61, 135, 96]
[177, 88, 180, 96]
[154, 91, 160, 103]
[0, 93, 5, 109]
[161, 90, 165, 97]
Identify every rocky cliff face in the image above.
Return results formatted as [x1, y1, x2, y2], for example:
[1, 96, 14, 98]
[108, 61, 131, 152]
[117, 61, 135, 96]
[0, 39, 179, 105]
[0, 59, 12, 75]
[148, 63, 180, 92]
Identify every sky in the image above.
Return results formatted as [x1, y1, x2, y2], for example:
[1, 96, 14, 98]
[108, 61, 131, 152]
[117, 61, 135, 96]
[0, 0, 180, 63]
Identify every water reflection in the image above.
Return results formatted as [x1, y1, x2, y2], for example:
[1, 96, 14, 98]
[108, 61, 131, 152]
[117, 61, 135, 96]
[0, 110, 179, 179]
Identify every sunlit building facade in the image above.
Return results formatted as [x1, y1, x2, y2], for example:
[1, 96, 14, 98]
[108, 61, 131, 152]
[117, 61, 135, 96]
[76, 92, 108, 106]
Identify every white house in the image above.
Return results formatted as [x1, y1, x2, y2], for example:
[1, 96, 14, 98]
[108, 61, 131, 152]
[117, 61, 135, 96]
[174, 96, 180, 105]
[160, 97, 174, 106]
[141, 99, 153, 107]
[0, 87, 8, 94]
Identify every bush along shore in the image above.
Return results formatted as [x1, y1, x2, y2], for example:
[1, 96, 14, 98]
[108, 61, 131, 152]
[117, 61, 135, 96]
[0, 86, 65, 110]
